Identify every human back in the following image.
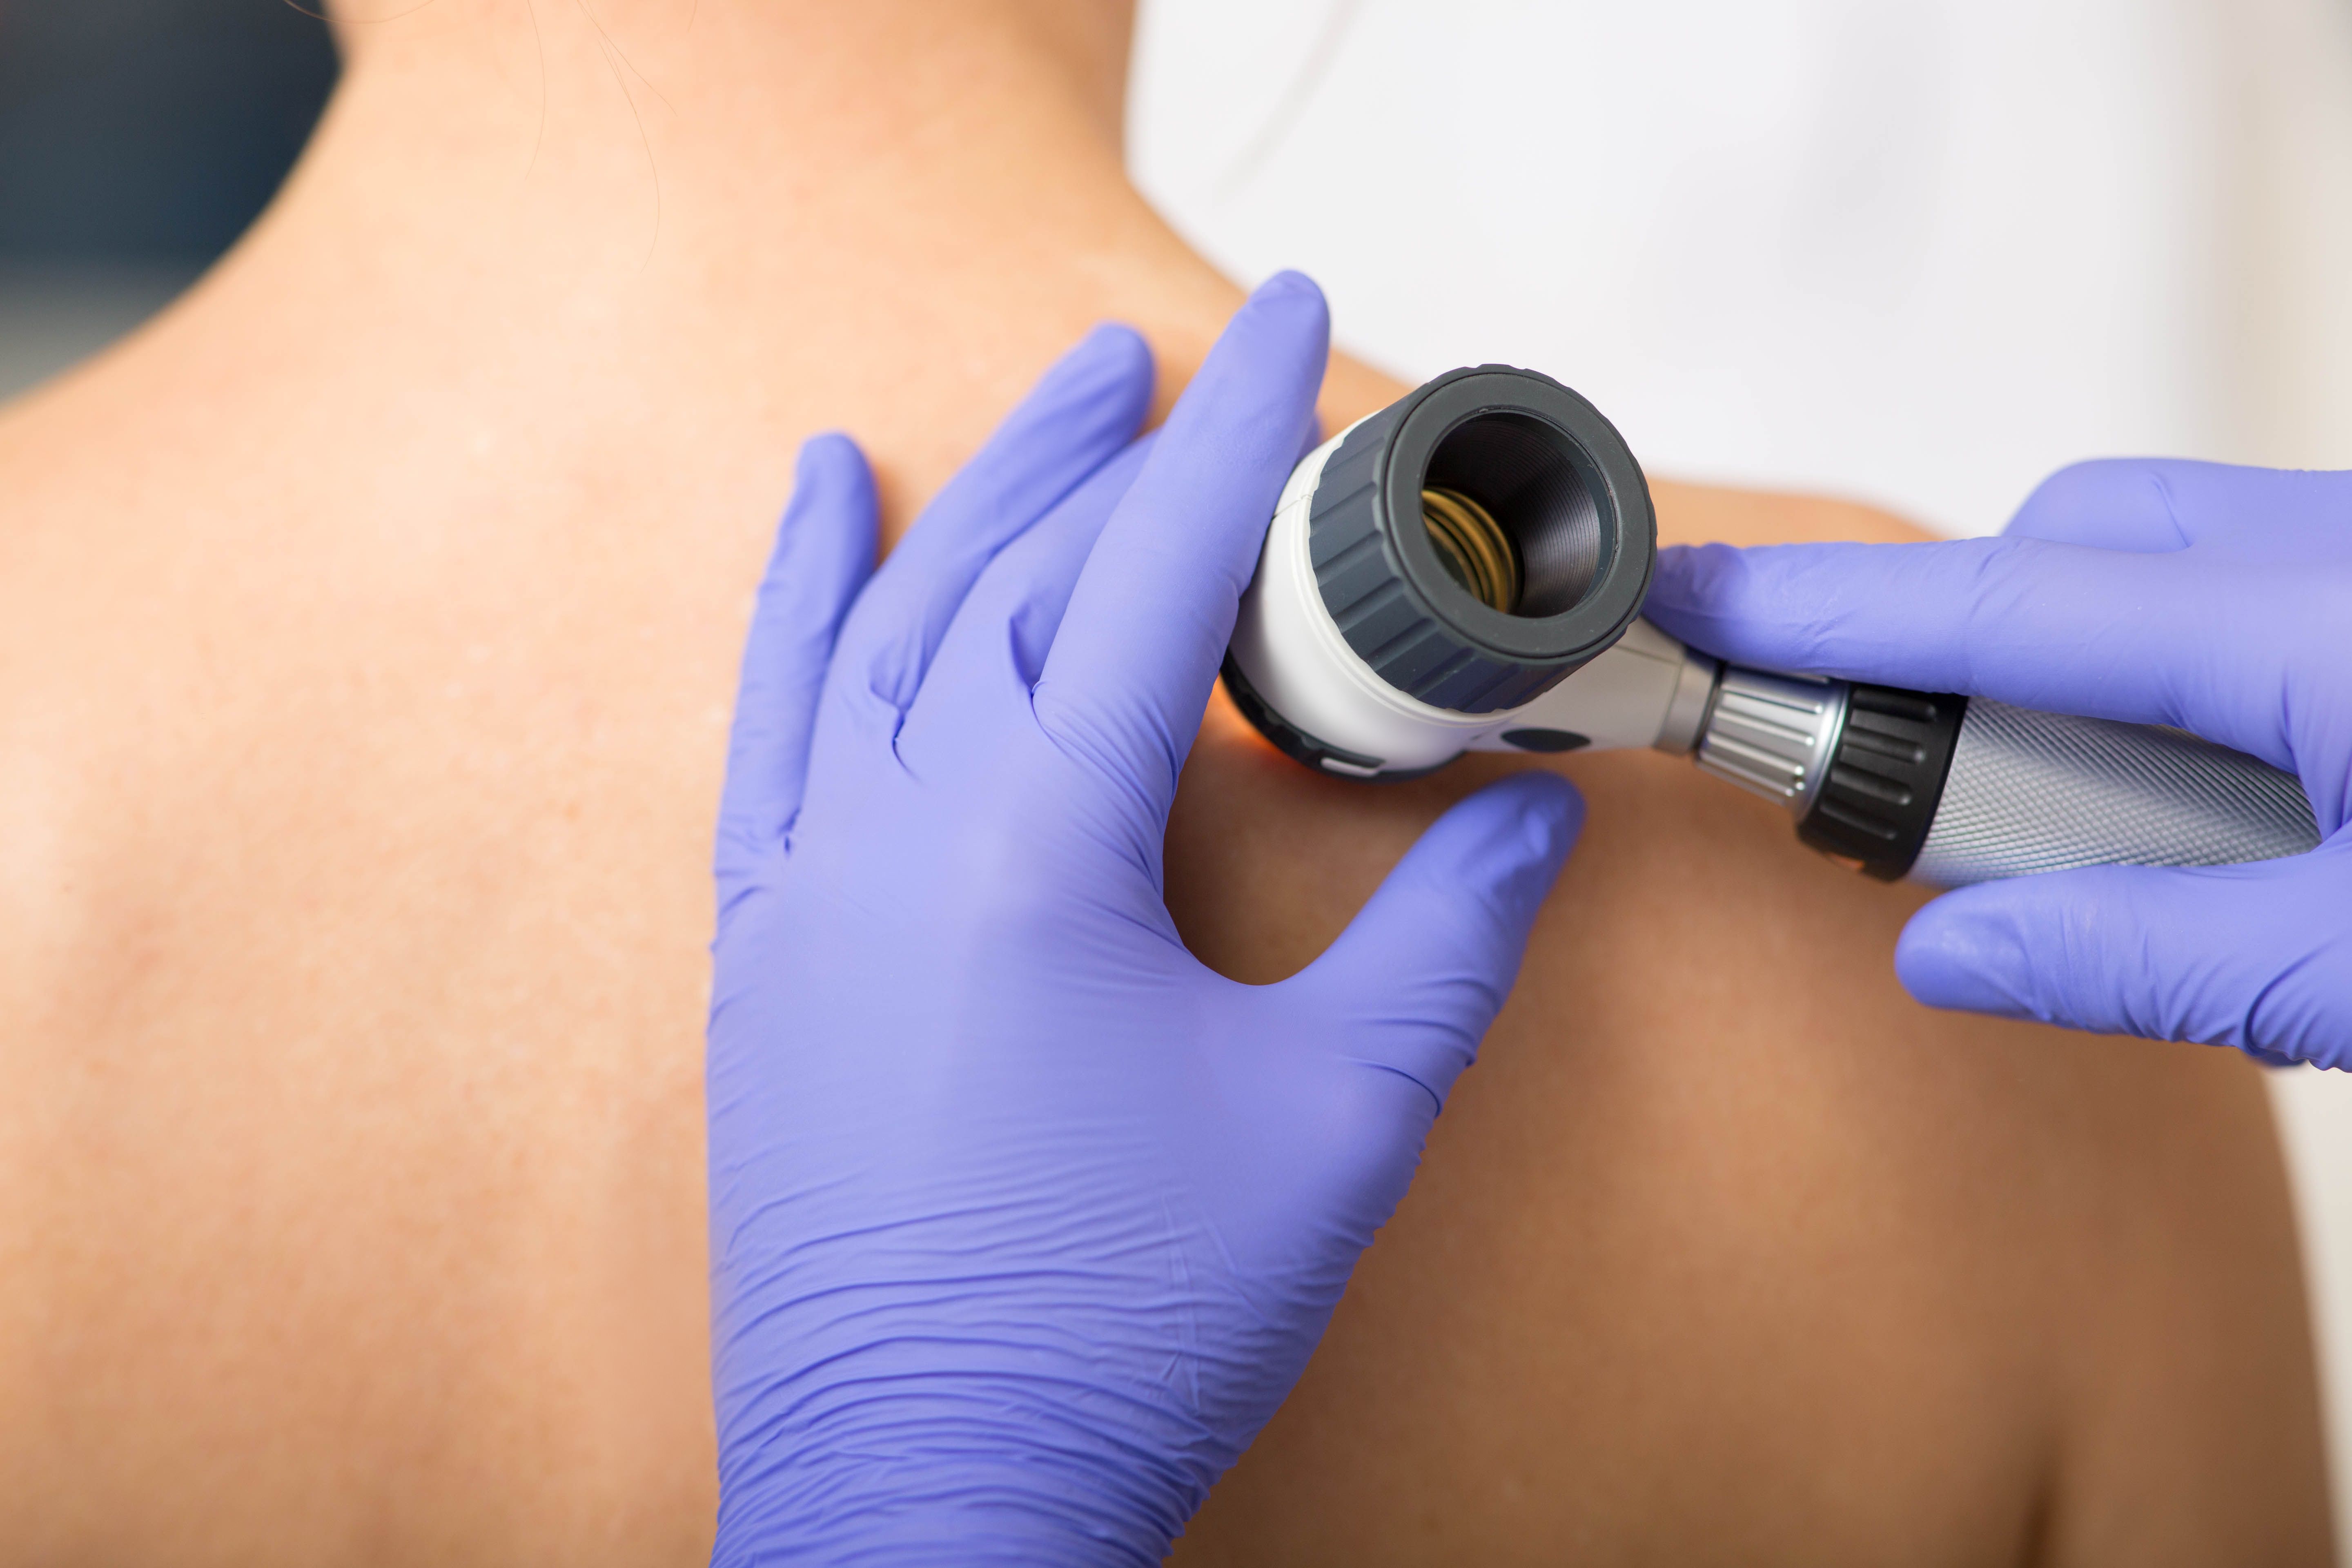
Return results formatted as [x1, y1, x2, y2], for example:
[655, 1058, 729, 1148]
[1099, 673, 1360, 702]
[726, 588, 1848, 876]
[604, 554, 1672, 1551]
[0, 2, 2325, 1563]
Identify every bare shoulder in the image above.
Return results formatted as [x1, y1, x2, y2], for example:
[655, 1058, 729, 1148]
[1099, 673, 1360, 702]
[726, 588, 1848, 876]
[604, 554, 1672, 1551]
[1653, 474, 1940, 546]
[2034, 1038, 2330, 1564]
[1168, 469, 2328, 1566]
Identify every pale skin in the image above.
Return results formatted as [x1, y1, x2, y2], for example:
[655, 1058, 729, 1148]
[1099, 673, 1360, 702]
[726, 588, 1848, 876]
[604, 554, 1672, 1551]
[0, 2, 2327, 1563]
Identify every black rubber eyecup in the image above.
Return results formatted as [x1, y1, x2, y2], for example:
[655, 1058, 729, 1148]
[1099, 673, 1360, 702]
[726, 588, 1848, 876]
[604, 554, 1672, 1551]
[1307, 365, 1655, 715]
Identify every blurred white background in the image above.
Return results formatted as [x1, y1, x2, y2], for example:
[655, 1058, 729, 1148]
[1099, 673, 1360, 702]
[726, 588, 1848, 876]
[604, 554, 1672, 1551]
[1131, 0, 2352, 1546]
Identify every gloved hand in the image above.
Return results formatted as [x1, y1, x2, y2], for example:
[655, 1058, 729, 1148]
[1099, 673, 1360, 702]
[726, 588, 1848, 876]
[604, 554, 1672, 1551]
[705, 274, 1582, 1565]
[1645, 459, 2352, 1068]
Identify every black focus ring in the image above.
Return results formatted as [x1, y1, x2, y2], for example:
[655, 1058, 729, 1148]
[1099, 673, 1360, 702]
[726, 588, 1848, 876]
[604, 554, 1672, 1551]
[1796, 685, 1967, 880]
[1305, 365, 1654, 716]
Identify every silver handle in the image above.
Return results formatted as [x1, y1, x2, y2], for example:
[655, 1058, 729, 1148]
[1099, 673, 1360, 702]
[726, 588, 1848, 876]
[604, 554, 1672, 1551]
[1910, 699, 2321, 887]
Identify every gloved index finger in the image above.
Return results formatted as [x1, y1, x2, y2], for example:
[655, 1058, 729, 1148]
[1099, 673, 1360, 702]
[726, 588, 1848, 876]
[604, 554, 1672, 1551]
[1032, 273, 1329, 805]
[1643, 535, 2289, 759]
[716, 434, 877, 905]
[819, 323, 1153, 724]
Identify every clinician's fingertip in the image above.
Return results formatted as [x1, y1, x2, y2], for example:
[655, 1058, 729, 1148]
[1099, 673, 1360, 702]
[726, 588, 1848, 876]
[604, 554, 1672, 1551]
[1255, 268, 1324, 303]
[1532, 798, 1583, 892]
[1020, 323, 1158, 437]
[797, 429, 858, 463]
[1549, 773, 1587, 837]
[1068, 321, 1156, 387]
[775, 435, 875, 549]
[791, 431, 871, 495]
[1239, 272, 1331, 343]
[1507, 770, 1585, 856]
[1893, 895, 2035, 1018]
[1448, 773, 1583, 903]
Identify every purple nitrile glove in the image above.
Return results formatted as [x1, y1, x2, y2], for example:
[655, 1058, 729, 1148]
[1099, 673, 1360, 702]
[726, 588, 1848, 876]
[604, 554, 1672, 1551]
[1645, 459, 2352, 1068]
[704, 274, 1582, 1565]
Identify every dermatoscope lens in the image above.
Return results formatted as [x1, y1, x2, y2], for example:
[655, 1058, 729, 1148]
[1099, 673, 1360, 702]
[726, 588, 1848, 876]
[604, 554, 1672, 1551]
[1421, 487, 1522, 613]
[1420, 411, 1606, 619]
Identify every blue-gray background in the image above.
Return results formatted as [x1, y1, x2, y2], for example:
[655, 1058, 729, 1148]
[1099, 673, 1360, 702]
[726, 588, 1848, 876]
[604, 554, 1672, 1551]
[0, 0, 332, 258]
[0, 0, 333, 394]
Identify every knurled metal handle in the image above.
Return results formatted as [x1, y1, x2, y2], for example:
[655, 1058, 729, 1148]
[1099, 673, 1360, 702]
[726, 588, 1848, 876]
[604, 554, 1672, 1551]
[1909, 698, 2321, 887]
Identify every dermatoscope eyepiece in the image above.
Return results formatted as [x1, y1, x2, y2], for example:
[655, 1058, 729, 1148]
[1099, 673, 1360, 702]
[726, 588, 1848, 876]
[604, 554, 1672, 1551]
[1223, 364, 1657, 779]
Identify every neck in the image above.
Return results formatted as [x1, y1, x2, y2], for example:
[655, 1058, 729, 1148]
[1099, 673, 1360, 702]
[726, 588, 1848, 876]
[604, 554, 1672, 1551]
[327, 0, 1135, 140]
[279, 0, 1139, 280]
[177, 0, 1234, 541]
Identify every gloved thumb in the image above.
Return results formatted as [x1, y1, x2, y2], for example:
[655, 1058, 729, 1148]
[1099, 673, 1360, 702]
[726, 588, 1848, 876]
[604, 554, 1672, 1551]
[1291, 771, 1583, 1109]
[1895, 843, 2352, 1069]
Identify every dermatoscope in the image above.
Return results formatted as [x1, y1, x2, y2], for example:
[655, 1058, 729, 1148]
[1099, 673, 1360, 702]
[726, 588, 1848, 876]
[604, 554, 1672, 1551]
[1221, 365, 2321, 886]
